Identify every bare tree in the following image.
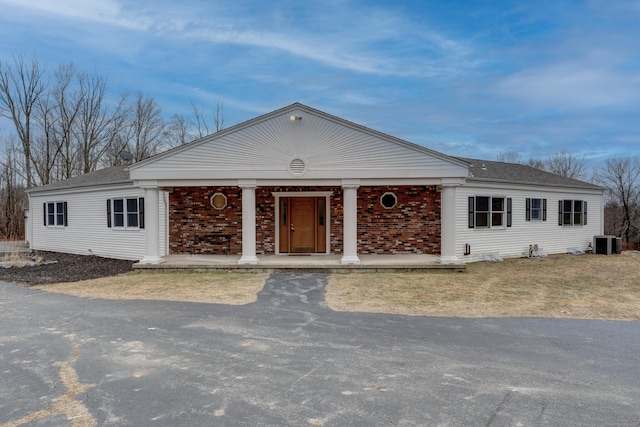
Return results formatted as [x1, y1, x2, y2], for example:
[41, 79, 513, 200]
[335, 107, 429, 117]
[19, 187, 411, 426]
[76, 71, 129, 173]
[0, 55, 47, 188]
[191, 100, 209, 138]
[213, 99, 225, 132]
[0, 142, 27, 239]
[165, 113, 194, 148]
[50, 63, 84, 179]
[496, 151, 522, 164]
[545, 150, 587, 180]
[496, 151, 547, 171]
[191, 98, 226, 138]
[32, 88, 63, 185]
[525, 158, 546, 170]
[594, 156, 640, 243]
[123, 92, 165, 162]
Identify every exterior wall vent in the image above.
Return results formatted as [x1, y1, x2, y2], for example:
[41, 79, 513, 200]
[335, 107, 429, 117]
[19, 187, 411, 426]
[289, 157, 307, 177]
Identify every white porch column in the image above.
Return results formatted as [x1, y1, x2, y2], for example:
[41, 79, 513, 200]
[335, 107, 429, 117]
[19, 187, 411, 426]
[440, 182, 460, 264]
[140, 186, 162, 264]
[341, 180, 360, 265]
[238, 180, 258, 265]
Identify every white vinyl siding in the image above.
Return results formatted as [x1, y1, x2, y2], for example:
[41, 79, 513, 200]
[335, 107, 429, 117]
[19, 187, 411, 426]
[30, 186, 167, 261]
[456, 183, 603, 262]
[129, 108, 469, 181]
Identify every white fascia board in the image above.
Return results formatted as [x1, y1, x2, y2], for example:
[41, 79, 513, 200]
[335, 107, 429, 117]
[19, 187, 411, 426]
[131, 168, 468, 181]
[358, 178, 448, 186]
[27, 182, 136, 198]
[141, 178, 451, 188]
[134, 179, 239, 188]
[463, 180, 604, 195]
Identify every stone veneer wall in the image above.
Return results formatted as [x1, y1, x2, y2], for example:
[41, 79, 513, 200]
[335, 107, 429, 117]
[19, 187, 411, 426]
[169, 185, 439, 255]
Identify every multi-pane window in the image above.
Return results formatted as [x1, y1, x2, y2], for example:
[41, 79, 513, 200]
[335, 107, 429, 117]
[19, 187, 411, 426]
[526, 198, 547, 221]
[468, 196, 512, 228]
[127, 198, 139, 228]
[559, 200, 587, 226]
[43, 202, 67, 227]
[491, 197, 505, 227]
[107, 198, 145, 229]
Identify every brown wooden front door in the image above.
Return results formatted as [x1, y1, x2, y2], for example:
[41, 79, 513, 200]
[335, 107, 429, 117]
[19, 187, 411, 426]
[290, 197, 316, 252]
[278, 196, 327, 254]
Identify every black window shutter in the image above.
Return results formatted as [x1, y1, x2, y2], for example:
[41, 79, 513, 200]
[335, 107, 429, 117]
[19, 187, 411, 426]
[525, 198, 531, 221]
[107, 199, 112, 228]
[558, 200, 563, 226]
[507, 198, 512, 227]
[139, 198, 145, 229]
[468, 197, 475, 228]
[43, 203, 47, 226]
[63, 202, 68, 226]
[543, 199, 547, 221]
[583, 201, 587, 225]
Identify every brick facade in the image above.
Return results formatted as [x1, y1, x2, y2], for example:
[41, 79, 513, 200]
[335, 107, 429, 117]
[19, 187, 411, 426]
[357, 186, 441, 254]
[169, 185, 440, 255]
[169, 186, 243, 255]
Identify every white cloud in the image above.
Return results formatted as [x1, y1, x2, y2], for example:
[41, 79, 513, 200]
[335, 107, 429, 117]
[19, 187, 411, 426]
[492, 17, 640, 112]
[0, 0, 151, 30]
[1, 0, 476, 78]
[496, 60, 640, 110]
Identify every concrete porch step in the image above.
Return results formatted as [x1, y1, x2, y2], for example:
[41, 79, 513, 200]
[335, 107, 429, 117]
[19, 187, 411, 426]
[133, 254, 466, 273]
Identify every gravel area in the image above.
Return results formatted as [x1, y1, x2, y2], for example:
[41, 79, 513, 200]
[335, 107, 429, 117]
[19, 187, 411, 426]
[0, 251, 134, 286]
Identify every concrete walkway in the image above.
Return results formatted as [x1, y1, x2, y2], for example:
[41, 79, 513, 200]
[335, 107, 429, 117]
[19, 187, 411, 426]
[134, 253, 465, 272]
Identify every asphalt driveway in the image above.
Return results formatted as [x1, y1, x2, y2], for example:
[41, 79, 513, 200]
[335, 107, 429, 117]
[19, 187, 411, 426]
[1, 273, 639, 426]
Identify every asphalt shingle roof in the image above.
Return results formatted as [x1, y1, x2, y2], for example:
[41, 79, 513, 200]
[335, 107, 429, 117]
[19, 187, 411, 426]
[457, 157, 603, 191]
[27, 157, 603, 194]
[27, 165, 131, 193]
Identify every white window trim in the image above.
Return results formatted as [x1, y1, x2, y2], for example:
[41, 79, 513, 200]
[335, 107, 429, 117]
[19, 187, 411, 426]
[469, 195, 510, 230]
[530, 198, 542, 221]
[110, 197, 143, 230]
[559, 199, 587, 226]
[380, 192, 398, 209]
[478, 196, 506, 229]
[45, 201, 67, 228]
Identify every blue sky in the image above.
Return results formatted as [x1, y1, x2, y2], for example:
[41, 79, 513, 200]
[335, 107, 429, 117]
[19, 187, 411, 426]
[1, 0, 639, 165]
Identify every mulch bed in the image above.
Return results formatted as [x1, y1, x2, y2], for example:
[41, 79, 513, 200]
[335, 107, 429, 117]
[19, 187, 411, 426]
[0, 251, 134, 286]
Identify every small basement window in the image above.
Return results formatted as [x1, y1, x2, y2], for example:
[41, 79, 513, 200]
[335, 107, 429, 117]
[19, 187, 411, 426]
[380, 192, 397, 209]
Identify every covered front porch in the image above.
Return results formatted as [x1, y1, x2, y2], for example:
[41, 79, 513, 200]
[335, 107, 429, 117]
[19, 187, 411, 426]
[133, 253, 464, 272]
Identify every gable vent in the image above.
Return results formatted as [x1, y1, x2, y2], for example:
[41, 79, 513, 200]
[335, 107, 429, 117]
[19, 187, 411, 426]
[289, 158, 307, 176]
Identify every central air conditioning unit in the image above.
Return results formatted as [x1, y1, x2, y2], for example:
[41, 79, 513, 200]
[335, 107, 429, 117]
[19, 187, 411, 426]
[593, 235, 620, 255]
[613, 237, 623, 254]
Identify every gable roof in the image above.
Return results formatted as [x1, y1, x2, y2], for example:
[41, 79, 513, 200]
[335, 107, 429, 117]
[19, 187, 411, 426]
[457, 157, 603, 191]
[25, 105, 603, 195]
[27, 165, 131, 194]
[128, 103, 469, 181]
